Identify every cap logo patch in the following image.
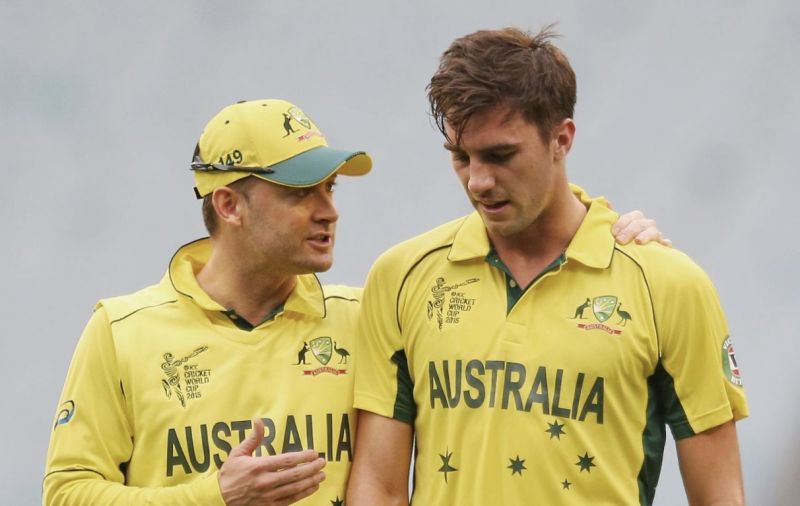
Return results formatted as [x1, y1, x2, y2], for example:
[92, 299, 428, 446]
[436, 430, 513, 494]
[297, 130, 324, 142]
[288, 106, 311, 129]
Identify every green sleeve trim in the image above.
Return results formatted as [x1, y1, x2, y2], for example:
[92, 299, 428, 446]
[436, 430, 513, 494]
[391, 350, 415, 424]
[654, 361, 695, 439]
[637, 370, 667, 505]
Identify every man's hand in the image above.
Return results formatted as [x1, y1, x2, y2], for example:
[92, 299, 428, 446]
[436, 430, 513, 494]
[612, 210, 672, 246]
[218, 419, 326, 506]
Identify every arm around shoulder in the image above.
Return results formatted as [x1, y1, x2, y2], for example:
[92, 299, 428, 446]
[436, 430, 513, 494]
[346, 410, 414, 506]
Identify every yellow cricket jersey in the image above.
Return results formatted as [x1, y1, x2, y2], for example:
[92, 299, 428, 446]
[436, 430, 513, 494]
[353, 187, 748, 505]
[45, 239, 358, 506]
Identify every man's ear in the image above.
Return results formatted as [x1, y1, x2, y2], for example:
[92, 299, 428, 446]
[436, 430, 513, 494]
[211, 187, 245, 228]
[552, 118, 576, 161]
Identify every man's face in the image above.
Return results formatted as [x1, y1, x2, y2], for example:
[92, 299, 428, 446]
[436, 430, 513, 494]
[237, 175, 339, 275]
[445, 106, 560, 241]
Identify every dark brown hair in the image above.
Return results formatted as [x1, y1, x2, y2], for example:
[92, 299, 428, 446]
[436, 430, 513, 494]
[427, 25, 576, 143]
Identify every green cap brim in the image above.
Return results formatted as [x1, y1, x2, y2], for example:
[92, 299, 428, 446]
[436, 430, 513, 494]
[255, 146, 372, 188]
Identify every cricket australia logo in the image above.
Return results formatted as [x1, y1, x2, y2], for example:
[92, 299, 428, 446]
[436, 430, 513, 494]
[426, 276, 479, 331]
[294, 336, 349, 376]
[568, 295, 632, 335]
[721, 337, 743, 386]
[281, 105, 323, 142]
[161, 346, 210, 408]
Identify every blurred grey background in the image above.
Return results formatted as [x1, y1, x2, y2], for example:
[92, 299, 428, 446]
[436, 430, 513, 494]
[2, 0, 797, 504]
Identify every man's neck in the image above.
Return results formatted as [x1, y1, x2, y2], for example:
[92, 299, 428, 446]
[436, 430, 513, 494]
[490, 188, 587, 289]
[196, 240, 297, 326]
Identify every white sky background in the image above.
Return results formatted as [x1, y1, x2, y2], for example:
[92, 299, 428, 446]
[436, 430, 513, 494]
[2, 1, 798, 504]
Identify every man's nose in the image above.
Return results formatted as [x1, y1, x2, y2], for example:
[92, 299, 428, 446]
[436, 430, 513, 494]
[314, 191, 339, 223]
[467, 162, 495, 195]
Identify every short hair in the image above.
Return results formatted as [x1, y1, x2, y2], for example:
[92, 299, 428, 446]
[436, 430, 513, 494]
[427, 25, 576, 143]
[201, 176, 256, 236]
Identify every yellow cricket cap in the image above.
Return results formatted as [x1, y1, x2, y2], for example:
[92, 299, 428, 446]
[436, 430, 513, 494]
[191, 99, 372, 198]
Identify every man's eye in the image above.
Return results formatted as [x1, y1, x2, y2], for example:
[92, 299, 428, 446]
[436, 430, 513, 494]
[327, 181, 337, 193]
[487, 152, 513, 163]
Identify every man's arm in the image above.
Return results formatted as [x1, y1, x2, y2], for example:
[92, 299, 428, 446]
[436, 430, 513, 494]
[676, 420, 745, 506]
[346, 411, 414, 506]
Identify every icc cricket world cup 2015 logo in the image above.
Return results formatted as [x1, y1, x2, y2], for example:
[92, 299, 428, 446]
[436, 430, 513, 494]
[427, 276, 479, 331]
[161, 346, 209, 408]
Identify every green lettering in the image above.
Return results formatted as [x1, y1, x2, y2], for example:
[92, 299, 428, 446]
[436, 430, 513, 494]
[524, 366, 550, 414]
[464, 360, 485, 408]
[166, 428, 191, 477]
[282, 415, 303, 452]
[256, 417, 276, 457]
[502, 362, 526, 410]
[579, 377, 604, 423]
[212, 422, 231, 467]
[485, 360, 505, 408]
[336, 413, 352, 462]
[571, 373, 585, 419]
[552, 369, 571, 418]
[185, 424, 211, 472]
[231, 420, 251, 445]
[429, 361, 448, 408]
[443, 360, 462, 408]
[305, 414, 314, 452]
[324, 413, 333, 461]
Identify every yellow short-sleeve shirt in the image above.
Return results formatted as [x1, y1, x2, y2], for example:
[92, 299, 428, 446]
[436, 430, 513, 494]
[354, 188, 748, 505]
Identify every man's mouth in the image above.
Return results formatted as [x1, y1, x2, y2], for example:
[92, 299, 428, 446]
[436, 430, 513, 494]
[308, 232, 333, 248]
[477, 200, 509, 213]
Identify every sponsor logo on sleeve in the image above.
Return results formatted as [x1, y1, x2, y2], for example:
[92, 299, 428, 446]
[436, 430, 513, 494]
[53, 400, 75, 429]
[721, 337, 743, 386]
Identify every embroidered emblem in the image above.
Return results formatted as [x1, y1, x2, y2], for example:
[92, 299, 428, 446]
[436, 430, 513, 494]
[569, 295, 632, 335]
[53, 400, 75, 430]
[721, 336, 743, 386]
[161, 346, 210, 407]
[295, 336, 349, 376]
[426, 276, 479, 330]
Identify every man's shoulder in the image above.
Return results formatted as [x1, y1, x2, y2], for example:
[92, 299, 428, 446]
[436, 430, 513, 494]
[96, 275, 178, 324]
[321, 284, 363, 303]
[613, 242, 714, 292]
[373, 215, 471, 271]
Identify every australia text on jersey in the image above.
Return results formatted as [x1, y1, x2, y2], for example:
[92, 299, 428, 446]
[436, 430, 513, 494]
[166, 413, 352, 477]
[428, 360, 604, 424]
